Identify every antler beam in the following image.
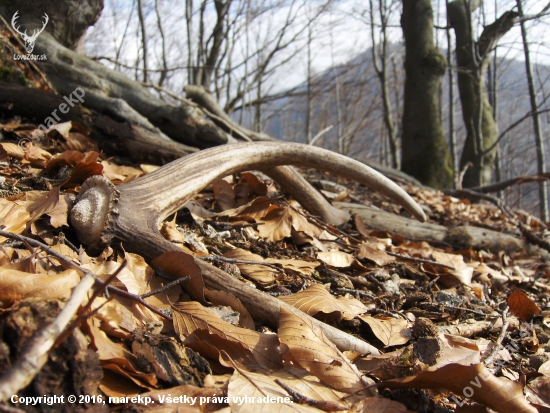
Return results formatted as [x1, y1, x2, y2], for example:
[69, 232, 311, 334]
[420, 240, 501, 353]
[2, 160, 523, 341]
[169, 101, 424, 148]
[70, 142, 426, 355]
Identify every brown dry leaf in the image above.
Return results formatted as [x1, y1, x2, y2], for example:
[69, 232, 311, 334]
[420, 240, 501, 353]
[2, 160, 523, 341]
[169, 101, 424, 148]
[99, 369, 143, 398]
[220, 196, 274, 220]
[0, 268, 79, 306]
[204, 288, 256, 330]
[432, 251, 473, 286]
[317, 251, 355, 268]
[348, 397, 408, 413]
[223, 248, 279, 286]
[241, 172, 268, 196]
[18, 188, 64, 226]
[265, 258, 318, 276]
[0, 142, 52, 167]
[213, 179, 236, 211]
[227, 367, 351, 413]
[62, 151, 103, 187]
[60, 132, 99, 153]
[278, 305, 369, 393]
[184, 200, 218, 223]
[91, 298, 137, 339]
[508, 290, 541, 321]
[474, 263, 508, 282]
[89, 321, 157, 389]
[525, 376, 550, 408]
[289, 205, 323, 239]
[278, 284, 368, 322]
[45, 122, 73, 139]
[358, 315, 411, 347]
[101, 160, 143, 183]
[151, 251, 205, 303]
[354, 215, 371, 239]
[434, 334, 481, 367]
[258, 207, 293, 242]
[356, 243, 395, 266]
[0, 199, 31, 241]
[383, 363, 537, 413]
[44, 150, 85, 173]
[140, 164, 160, 174]
[172, 301, 281, 369]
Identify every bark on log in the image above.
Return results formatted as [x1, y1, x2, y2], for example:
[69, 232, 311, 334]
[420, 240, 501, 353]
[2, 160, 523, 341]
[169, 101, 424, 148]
[0, 81, 196, 164]
[334, 202, 549, 257]
[32, 33, 228, 149]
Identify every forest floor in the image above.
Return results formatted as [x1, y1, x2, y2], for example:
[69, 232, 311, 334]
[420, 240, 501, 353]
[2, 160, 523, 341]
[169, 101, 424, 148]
[0, 119, 549, 413]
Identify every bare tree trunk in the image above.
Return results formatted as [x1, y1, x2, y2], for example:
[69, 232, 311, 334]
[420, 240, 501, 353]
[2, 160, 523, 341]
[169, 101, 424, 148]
[136, 0, 148, 83]
[186, 0, 194, 84]
[446, 0, 458, 188]
[306, 21, 313, 144]
[155, 0, 168, 87]
[516, 0, 548, 221]
[448, 1, 518, 188]
[401, 0, 453, 189]
[370, 0, 399, 169]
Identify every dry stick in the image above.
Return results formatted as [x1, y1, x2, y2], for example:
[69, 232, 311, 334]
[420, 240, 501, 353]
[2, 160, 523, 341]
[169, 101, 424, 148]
[386, 251, 456, 270]
[199, 255, 281, 271]
[0, 230, 172, 320]
[483, 306, 510, 365]
[0, 266, 96, 402]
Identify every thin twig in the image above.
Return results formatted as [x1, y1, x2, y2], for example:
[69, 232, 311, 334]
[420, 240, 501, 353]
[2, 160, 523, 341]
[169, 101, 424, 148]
[0, 229, 172, 321]
[334, 287, 376, 300]
[199, 255, 281, 270]
[386, 251, 456, 270]
[140, 276, 190, 298]
[444, 305, 488, 316]
[0, 269, 96, 401]
[483, 306, 510, 365]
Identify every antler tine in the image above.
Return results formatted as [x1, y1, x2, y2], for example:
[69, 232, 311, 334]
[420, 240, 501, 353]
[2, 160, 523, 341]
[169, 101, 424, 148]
[11, 11, 25, 36]
[71, 142, 425, 255]
[29, 13, 48, 40]
[70, 142, 425, 355]
[122, 142, 425, 221]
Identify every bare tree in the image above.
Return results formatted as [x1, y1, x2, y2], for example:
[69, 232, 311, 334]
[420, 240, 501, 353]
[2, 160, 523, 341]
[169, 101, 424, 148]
[401, 0, 453, 189]
[516, 0, 548, 220]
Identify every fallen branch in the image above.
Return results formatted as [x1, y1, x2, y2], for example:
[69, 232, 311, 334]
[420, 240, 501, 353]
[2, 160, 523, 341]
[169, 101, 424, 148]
[0, 269, 96, 402]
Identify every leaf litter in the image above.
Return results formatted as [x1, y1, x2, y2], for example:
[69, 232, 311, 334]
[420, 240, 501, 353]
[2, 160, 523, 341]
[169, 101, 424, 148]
[0, 121, 548, 412]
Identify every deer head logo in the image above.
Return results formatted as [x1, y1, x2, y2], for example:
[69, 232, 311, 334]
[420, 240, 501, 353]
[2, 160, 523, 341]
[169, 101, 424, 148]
[11, 11, 49, 54]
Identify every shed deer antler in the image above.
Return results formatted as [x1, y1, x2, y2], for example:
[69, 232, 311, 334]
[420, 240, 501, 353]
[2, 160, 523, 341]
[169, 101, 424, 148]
[11, 11, 49, 54]
[70, 142, 426, 355]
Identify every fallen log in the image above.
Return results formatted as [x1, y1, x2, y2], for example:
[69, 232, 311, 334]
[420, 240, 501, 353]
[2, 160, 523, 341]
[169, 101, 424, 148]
[0, 81, 197, 164]
[32, 33, 228, 149]
[335, 202, 549, 257]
